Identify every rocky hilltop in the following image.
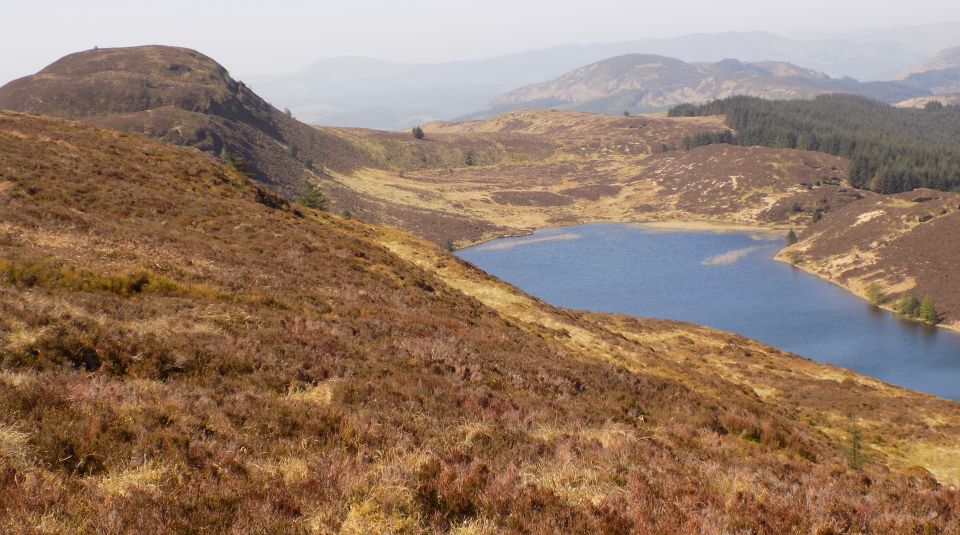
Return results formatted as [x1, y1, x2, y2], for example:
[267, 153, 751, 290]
[0, 46, 373, 199]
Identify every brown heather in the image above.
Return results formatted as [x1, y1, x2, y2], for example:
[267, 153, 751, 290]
[0, 111, 958, 533]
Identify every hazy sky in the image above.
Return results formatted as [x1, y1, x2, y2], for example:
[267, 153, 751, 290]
[3, 0, 959, 84]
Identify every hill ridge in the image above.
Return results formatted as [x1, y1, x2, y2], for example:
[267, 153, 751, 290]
[485, 53, 927, 116]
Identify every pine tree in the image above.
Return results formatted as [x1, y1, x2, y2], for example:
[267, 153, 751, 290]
[412, 126, 425, 140]
[847, 418, 865, 470]
[785, 230, 798, 245]
[297, 186, 327, 211]
[919, 296, 938, 324]
[865, 282, 885, 306]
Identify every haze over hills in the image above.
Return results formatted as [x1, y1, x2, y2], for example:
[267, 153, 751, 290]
[482, 54, 926, 116]
[245, 26, 955, 129]
[3, 107, 960, 533]
[899, 45, 960, 76]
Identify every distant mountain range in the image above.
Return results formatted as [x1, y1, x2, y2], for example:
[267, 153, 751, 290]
[244, 25, 960, 129]
[480, 55, 926, 117]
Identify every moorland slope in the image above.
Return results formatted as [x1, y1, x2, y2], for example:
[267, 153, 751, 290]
[1, 110, 960, 533]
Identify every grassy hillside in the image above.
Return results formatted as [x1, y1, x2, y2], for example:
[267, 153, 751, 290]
[0, 47, 866, 248]
[2, 112, 959, 532]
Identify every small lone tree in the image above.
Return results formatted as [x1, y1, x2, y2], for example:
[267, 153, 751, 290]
[623, 110, 630, 117]
[865, 281, 885, 306]
[297, 186, 328, 211]
[412, 126, 425, 140]
[919, 296, 939, 324]
[847, 417, 865, 470]
[219, 147, 247, 173]
[785, 230, 798, 245]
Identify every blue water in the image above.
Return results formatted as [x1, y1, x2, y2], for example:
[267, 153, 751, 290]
[457, 223, 960, 401]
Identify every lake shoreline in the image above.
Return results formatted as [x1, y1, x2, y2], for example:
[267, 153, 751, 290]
[460, 218, 960, 335]
[774, 253, 960, 334]
[458, 222, 960, 401]
[458, 218, 795, 250]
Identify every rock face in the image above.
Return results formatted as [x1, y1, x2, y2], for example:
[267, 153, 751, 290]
[486, 54, 925, 115]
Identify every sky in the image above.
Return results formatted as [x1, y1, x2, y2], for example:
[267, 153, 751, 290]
[2, 0, 960, 84]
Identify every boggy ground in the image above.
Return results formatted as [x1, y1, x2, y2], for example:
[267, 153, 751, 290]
[1, 112, 959, 533]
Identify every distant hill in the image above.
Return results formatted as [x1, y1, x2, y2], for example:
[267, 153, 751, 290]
[244, 29, 941, 130]
[895, 94, 960, 108]
[244, 47, 610, 130]
[482, 54, 926, 117]
[898, 45, 960, 77]
[897, 45, 960, 94]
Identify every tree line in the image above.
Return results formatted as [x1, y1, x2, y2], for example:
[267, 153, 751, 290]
[669, 95, 960, 194]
